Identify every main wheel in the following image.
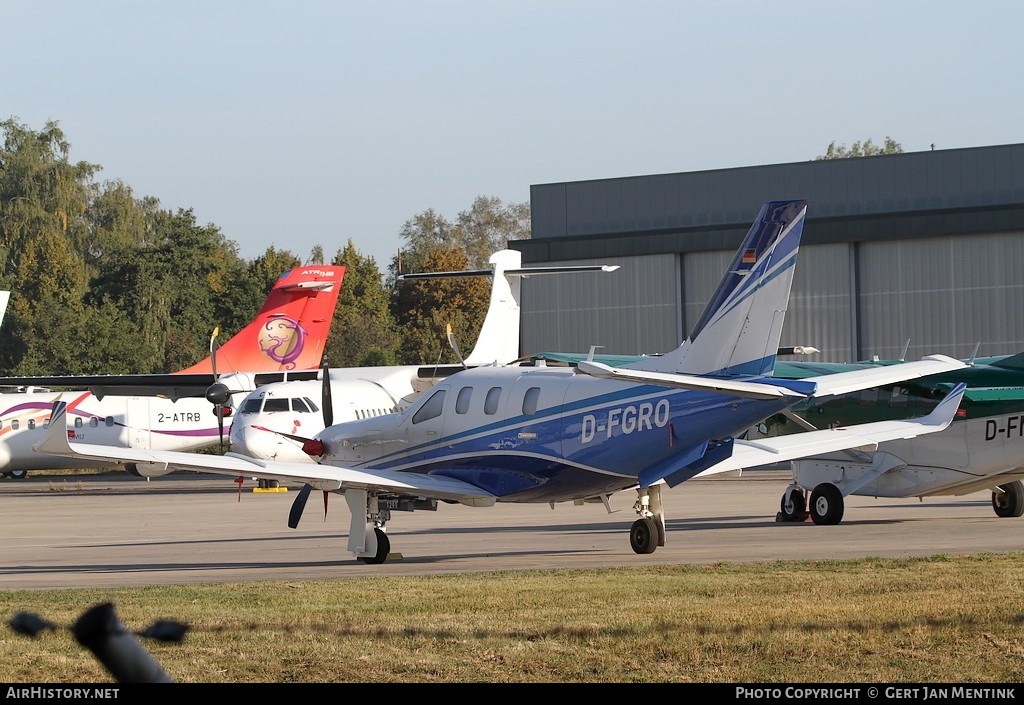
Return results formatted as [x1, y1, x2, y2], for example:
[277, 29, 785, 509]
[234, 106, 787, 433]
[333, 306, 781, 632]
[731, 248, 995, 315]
[809, 483, 845, 525]
[358, 527, 391, 564]
[779, 486, 807, 522]
[630, 517, 659, 554]
[992, 481, 1024, 518]
[8, 470, 27, 480]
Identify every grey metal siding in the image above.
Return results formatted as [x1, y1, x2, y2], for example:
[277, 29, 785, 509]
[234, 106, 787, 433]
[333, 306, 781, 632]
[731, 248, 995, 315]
[520, 143, 1024, 362]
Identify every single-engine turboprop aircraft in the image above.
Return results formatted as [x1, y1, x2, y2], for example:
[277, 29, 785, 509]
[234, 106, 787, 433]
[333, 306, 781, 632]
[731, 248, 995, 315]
[744, 351, 1024, 525]
[0, 265, 343, 478]
[35, 200, 969, 563]
[229, 249, 620, 463]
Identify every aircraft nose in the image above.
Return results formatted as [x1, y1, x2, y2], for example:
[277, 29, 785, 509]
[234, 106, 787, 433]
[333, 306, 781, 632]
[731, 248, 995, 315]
[230, 422, 310, 462]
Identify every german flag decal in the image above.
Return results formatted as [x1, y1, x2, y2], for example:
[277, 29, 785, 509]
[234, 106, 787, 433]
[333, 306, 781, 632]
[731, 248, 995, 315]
[742, 249, 757, 264]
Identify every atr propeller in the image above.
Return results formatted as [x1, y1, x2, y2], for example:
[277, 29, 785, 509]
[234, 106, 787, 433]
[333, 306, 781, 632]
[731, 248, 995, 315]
[203, 327, 238, 447]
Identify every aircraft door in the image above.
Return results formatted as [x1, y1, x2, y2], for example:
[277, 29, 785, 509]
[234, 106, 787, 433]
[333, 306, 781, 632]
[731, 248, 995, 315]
[126, 397, 151, 449]
[404, 385, 448, 458]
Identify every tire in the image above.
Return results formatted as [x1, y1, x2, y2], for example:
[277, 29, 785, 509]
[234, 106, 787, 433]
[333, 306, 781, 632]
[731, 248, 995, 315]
[809, 483, 845, 525]
[992, 481, 1024, 518]
[630, 517, 659, 554]
[779, 486, 807, 522]
[358, 527, 391, 564]
[9, 470, 27, 480]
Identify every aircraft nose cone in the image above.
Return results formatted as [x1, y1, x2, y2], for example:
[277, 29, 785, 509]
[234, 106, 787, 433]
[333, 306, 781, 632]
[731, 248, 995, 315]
[230, 423, 310, 462]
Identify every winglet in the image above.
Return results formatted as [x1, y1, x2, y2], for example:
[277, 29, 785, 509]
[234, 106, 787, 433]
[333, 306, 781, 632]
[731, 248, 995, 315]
[922, 382, 967, 430]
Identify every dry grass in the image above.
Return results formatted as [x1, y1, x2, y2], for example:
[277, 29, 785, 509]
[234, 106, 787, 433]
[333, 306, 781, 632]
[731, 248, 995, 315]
[3, 553, 1024, 683]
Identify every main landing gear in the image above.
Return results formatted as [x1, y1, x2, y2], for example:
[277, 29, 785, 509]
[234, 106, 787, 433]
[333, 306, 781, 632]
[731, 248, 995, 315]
[630, 484, 667, 554]
[776, 482, 844, 525]
[992, 481, 1024, 518]
[346, 489, 391, 564]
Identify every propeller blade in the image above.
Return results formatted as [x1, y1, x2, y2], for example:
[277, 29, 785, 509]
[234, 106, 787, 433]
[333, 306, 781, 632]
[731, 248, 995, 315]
[321, 357, 333, 428]
[447, 323, 467, 369]
[209, 327, 220, 376]
[216, 407, 225, 448]
[288, 483, 313, 528]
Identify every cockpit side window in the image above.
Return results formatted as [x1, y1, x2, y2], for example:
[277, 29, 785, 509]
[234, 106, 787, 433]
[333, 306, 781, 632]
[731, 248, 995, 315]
[412, 389, 446, 424]
[240, 398, 263, 414]
[291, 398, 312, 413]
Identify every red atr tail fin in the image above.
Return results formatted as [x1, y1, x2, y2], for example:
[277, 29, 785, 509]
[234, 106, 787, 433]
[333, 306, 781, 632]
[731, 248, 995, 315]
[175, 266, 345, 375]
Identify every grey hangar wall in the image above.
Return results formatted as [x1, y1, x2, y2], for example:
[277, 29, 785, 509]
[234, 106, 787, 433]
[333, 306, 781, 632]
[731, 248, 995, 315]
[511, 143, 1024, 363]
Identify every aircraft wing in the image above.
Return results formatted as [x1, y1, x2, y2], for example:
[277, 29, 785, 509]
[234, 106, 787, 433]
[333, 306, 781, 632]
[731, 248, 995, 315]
[804, 354, 967, 397]
[689, 382, 967, 480]
[35, 401, 497, 506]
[575, 354, 967, 401]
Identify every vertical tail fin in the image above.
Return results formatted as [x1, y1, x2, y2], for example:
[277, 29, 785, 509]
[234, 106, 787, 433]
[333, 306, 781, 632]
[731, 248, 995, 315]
[399, 250, 619, 366]
[633, 199, 807, 377]
[176, 266, 345, 375]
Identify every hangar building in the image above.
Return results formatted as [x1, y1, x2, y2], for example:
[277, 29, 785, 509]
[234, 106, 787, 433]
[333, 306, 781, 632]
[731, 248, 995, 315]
[512, 143, 1024, 363]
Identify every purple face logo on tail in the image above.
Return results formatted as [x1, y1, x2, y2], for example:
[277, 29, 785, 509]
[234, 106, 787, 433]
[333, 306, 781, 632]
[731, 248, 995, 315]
[258, 317, 306, 368]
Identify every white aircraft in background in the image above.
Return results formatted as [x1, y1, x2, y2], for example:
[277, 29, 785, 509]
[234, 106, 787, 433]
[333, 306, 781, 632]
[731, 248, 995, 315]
[0, 266, 344, 478]
[37, 199, 968, 564]
[228, 249, 620, 463]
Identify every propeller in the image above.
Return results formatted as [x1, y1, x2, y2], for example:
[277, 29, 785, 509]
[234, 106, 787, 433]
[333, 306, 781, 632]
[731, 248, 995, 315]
[204, 327, 232, 447]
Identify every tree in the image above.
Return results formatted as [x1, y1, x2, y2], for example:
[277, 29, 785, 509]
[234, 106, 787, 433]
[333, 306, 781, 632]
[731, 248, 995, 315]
[327, 240, 398, 366]
[454, 196, 531, 269]
[815, 137, 904, 160]
[392, 247, 489, 365]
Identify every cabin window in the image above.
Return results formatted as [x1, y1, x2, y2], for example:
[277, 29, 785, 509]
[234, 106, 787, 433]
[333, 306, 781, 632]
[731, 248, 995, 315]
[484, 387, 502, 415]
[10, 420, 18, 430]
[522, 387, 541, 416]
[456, 387, 473, 414]
[890, 386, 909, 408]
[28, 419, 35, 430]
[74, 418, 83, 428]
[42, 418, 49, 429]
[263, 399, 290, 413]
[105, 416, 114, 427]
[859, 388, 878, 407]
[89, 417, 98, 427]
[412, 389, 445, 424]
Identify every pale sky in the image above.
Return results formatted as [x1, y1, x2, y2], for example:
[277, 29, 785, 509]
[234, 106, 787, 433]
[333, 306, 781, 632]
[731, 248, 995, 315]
[6, 1, 1023, 270]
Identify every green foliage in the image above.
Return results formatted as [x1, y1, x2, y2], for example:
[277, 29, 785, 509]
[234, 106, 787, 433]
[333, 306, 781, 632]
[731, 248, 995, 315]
[392, 247, 490, 365]
[324, 241, 398, 367]
[0, 118, 525, 375]
[816, 136, 904, 159]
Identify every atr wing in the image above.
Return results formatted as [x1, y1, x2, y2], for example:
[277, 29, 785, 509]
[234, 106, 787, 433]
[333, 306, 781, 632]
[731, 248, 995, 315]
[0, 370, 323, 400]
[689, 382, 967, 480]
[35, 402, 496, 507]
[575, 354, 967, 401]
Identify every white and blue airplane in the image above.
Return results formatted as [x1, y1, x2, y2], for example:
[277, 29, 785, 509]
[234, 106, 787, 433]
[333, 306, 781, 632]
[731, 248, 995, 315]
[227, 249, 621, 464]
[35, 199, 969, 563]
